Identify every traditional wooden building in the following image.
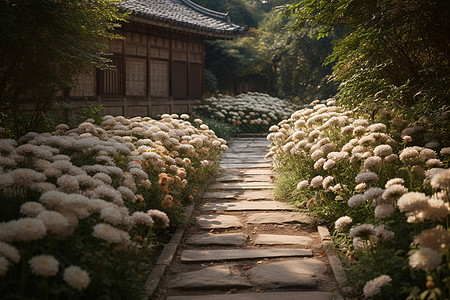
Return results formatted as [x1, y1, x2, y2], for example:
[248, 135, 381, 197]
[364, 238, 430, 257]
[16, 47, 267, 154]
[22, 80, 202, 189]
[70, 0, 245, 117]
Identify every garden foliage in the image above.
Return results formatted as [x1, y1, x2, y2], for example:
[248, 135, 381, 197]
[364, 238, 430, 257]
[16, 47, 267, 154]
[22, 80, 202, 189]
[268, 99, 449, 299]
[194, 92, 296, 133]
[0, 114, 226, 298]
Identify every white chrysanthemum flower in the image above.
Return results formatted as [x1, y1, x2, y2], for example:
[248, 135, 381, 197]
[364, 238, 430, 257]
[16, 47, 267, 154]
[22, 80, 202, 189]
[355, 172, 379, 184]
[374, 204, 395, 219]
[373, 145, 392, 157]
[350, 224, 377, 241]
[40, 190, 67, 208]
[414, 227, 450, 253]
[20, 202, 46, 217]
[92, 185, 124, 206]
[310, 176, 324, 188]
[92, 223, 123, 244]
[423, 197, 449, 221]
[355, 182, 367, 193]
[425, 158, 443, 168]
[335, 216, 352, 230]
[363, 187, 384, 202]
[430, 169, 450, 190]
[364, 156, 382, 170]
[384, 153, 398, 163]
[0, 241, 20, 263]
[397, 192, 429, 212]
[409, 248, 442, 271]
[63, 265, 90, 291]
[314, 158, 326, 170]
[440, 147, 450, 155]
[12, 218, 47, 242]
[399, 147, 420, 163]
[311, 149, 325, 161]
[385, 178, 405, 188]
[100, 207, 123, 225]
[130, 212, 154, 227]
[147, 209, 170, 228]
[323, 159, 336, 170]
[348, 194, 366, 207]
[296, 180, 309, 190]
[382, 184, 408, 203]
[37, 211, 69, 235]
[363, 275, 392, 298]
[322, 176, 334, 190]
[29, 255, 59, 277]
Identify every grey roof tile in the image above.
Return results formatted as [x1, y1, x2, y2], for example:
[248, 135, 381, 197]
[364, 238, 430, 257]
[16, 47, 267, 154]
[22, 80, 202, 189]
[121, 0, 246, 36]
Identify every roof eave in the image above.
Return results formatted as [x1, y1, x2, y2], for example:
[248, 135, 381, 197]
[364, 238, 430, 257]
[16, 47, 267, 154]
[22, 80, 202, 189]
[127, 15, 246, 40]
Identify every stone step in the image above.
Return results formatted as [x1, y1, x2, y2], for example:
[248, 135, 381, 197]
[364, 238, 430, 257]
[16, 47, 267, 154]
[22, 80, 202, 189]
[242, 169, 272, 175]
[254, 234, 313, 246]
[219, 163, 272, 169]
[247, 212, 314, 225]
[248, 259, 328, 289]
[207, 182, 273, 190]
[168, 265, 252, 290]
[180, 248, 313, 262]
[197, 215, 242, 229]
[201, 201, 294, 212]
[167, 292, 339, 300]
[203, 190, 274, 201]
[215, 174, 272, 183]
[186, 233, 248, 246]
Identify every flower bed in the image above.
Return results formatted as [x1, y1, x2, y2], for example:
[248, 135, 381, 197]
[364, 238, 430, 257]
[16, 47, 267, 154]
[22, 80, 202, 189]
[0, 114, 226, 298]
[194, 92, 297, 133]
[267, 99, 449, 299]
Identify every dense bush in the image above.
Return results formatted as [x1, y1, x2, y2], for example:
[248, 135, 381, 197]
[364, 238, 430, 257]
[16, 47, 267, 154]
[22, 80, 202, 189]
[0, 114, 226, 298]
[268, 99, 449, 299]
[194, 92, 296, 133]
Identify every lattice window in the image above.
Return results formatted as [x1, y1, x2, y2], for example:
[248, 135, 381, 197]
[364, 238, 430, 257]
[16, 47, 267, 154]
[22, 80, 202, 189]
[101, 56, 123, 96]
[150, 60, 169, 98]
[126, 58, 146, 96]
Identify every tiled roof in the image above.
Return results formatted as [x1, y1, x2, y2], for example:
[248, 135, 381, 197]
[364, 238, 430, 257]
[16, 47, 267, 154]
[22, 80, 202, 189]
[120, 0, 246, 37]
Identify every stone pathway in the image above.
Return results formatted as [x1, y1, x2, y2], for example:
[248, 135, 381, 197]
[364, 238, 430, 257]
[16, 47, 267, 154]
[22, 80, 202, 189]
[153, 136, 341, 299]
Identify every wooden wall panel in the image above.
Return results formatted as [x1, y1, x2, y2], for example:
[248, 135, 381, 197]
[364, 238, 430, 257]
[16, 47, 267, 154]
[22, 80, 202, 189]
[128, 106, 148, 117]
[126, 58, 146, 96]
[150, 60, 169, 97]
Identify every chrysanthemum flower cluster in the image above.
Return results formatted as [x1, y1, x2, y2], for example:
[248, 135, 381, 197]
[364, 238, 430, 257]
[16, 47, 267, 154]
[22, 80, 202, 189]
[267, 99, 449, 299]
[194, 92, 296, 132]
[0, 113, 226, 297]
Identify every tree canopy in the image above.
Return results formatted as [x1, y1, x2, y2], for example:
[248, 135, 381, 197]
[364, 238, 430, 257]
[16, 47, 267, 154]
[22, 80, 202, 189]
[284, 0, 450, 137]
[0, 0, 126, 137]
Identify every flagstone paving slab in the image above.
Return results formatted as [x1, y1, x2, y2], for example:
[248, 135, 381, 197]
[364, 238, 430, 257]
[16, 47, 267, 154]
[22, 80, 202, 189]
[220, 163, 272, 169]
[180, 248, 313, 262]
[215, 175, 245, 182]
[201, 201, 294, 211]
[186, 233, 248, 246]
[197, 215, 242, 229]
[254, 234, 313, 246]
[247, 212, 314, 225]
[202, 190, 274, 200]
[241, 169, 272, 175]
[169, 265, 252, 289]
[167, 292, 339, 300]
[248, 259, 327, 289]
[207, 182, 273, 190]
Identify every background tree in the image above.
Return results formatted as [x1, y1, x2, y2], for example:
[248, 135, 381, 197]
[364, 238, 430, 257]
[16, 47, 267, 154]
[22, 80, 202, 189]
[284, 0, 450, 139]
[0, 0, 126, 138]
[195, 0, 337, 102]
